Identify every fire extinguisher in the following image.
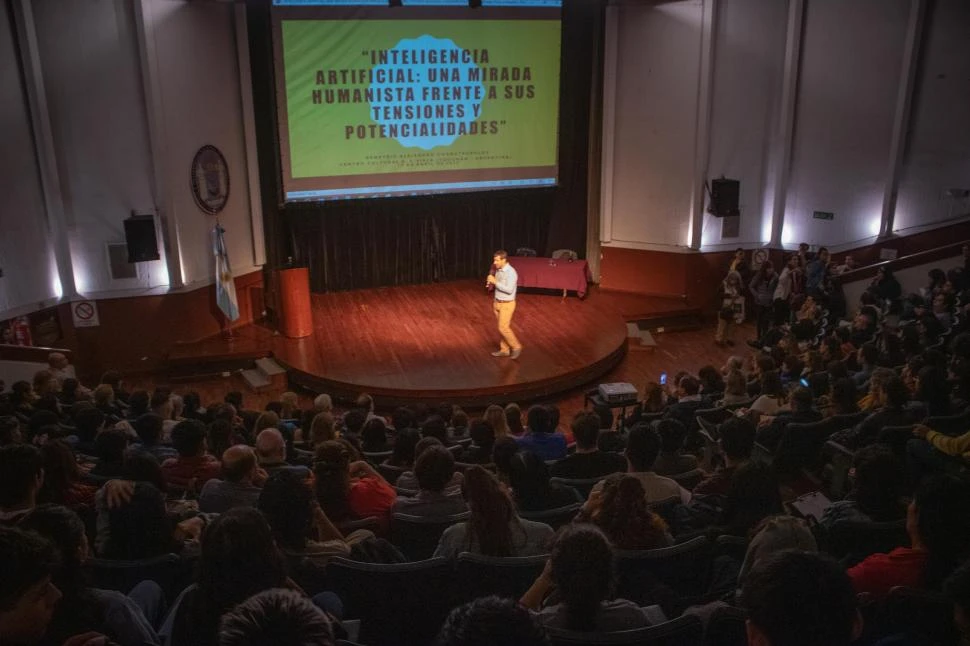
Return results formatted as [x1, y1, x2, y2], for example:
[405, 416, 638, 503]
[12, 317, 32, 346]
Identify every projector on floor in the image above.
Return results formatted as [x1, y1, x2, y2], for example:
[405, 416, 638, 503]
[597, 382, 638, 404]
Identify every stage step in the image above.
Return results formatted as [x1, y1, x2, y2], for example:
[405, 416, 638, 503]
[633, 309, 704, 335]
[242, 357, 288, 392]
[626, 322, 658, 352]
[241, 368, 272, 390]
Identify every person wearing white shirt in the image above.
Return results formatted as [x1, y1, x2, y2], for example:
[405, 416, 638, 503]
[485, 250, 523, 359]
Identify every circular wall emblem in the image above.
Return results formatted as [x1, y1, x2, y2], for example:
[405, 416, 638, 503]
[190, 145, 230, 215]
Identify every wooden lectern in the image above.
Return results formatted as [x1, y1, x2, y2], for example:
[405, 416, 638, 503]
[277, 267, 312, 338]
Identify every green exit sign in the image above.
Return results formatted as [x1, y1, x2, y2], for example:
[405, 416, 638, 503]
[813, 210, 835, 220]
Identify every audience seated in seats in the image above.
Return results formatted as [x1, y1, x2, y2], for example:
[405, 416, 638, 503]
[198, 445, 267, 514]
[421, 415, 452, 446]
[396, 437, 463, 494]
[0, 444, 43, 525]
[717, 368, 750, 407]
[756, 386, 822, 452]
[848, 474, 970, 600]
[590, 422, 689, 505]
[436, 595, 549, 646]
[434, 466, 553, 559]
[130, 414, 178, 463]
[74, 408, 106, 454]
[93, 385, 123, 426]
[624, 381, 666, 428]
[219, 588, 336, 646]
[651, 418, 698, 476]
[520, 524, 664, 632]
[698, 365, 725, 403]
[314, 440, 396, 529]
[550, 411, 626, 479]
[740, 550, 862, 646]
[831, 375, 920, 450]
[663, 376, 705, 431]
[576, 474, 672, 550]
[338, 409, 366, 450]
[857, 367, 896, 412]
[944, 561, 970, 646]
[259, 469, 372, 566]
[392, 445, 469, 517]
[685, 461, 783, 539]
[457, 418, 495, 465]
[484, 404, 512, 439]
[224, 391, 258, 437]
[300, 411, 335, 451]
[909, 421, 970, 483]
[181, 391, 205, 422]
[819, 444, 908, 530]
[745, 356, 775, 398]
[508, 451, 580, 512]
[825, 377, 860, 417]
[149, 390, 177, 443]
[98, 482, 183, 560]
[383, 428, 420, 469]
[852, 343, 880, 388]
[19, 505, 161, 646]
[913, 364, 952, 417]
[747, 370, 786, 417]
[168, 508, 292, 646]
[0, 415, 22, 446]
[100, 370, 130, 406]
[593, 405, 626, 454]
[205, 418, 235, 462]
[504, 403, 525, 437]
[361, 417, 392, 453]
[37, 440, 97, 507]
[161, 419, 223, 493]
[355, 392, 384, 424]
[388, 405, 415, 433]
[0, 526, 65, 645]
[255, 428, 309, 479]
[449, 409, 470, 443]
[491, 436, 520, 485]
[515, 405, 567, 461]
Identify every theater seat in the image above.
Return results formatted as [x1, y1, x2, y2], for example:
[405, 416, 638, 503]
[390, 511, 471, 561]
[84, 553, 184, 602]
[549, 475, 608, 499]
[454, 552, 548, 603]
[326, 557, 455, 646]
[376, 462, 407, 485]
[705, 604, 747, 646]
[614, 536, 716, 606]
[519, 501, 582, 529]
[545, 614, 703, 646]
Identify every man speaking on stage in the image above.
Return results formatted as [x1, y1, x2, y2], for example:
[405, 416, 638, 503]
[486, 249, 523, 359]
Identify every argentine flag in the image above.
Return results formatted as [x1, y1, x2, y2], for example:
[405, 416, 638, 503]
[213, 223, 239, 322]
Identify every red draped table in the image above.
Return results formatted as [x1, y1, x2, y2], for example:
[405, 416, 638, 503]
[508, 257, 592, 298]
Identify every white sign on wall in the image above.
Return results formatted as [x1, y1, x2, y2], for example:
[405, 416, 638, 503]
[71, 300, 100, 328]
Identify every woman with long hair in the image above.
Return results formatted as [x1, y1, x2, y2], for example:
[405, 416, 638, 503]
[504, 403, 525, 436]
[520, 524, 657, 632]
[578, 474, 671, 550]
[749, 371, 786, 416]
[20, 505, 160, 646]
[384, 427, 420, 468]
[434, 465, 553, 558]
[38, 440, 97, 507]
[314, 439, 396, 528]
[508, 451, 581, 512]
[484, 404, 511, 439]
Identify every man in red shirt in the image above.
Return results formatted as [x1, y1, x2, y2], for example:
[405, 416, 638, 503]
[161, 419, 223, 494]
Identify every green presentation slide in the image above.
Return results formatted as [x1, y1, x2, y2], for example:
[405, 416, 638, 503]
[273, 9, 562, 200]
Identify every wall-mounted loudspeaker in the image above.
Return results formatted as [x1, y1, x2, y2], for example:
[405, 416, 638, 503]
[709, 178, 740, 218]
[124, 216, 160, 263]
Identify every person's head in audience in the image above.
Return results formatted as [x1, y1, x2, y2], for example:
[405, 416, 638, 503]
[37, 441, 82, 506]
[59, 378, 79, 403]
[123, 452, 166, 492]
[388, 428, 420, 467]
[308, 412, 336, 447]
[526, 405, 554, 435]
[259, 469, 316, 552]
[504, 403, 524, 436]
[484, 405, 511, 438]
[781, 355, 804, 380]
[642, 381, 665, 412]
[451, 409, 469, 434]
[32, 371, 56, 398]
[588, 474, 668, 551]
[915, 364, 951, 416]
[546, 405, 561, 434]
[313, 440, 353, 520]
[172, 419, 208, 458]
[0, 526, 61, 644]
[341, 409, 367, 437]
[0, 416, 21, 446]
[698, 365, 724, 395]
[718, 417, 756, 467]
[0, 445, 44, 516]
[134, 413, 164, 447]
[436, 595, 549, 646]
[207, 418, 234, 460]
[759, 371, 784, 399]
[461, 466, 518, 556]
[849, 444, 906, 522]
[879, 375, 910, 411]
[254, 411, 281, 436]
[653, 418, 688, 457]
[223, 445, 259, 485]
[723, 355, 744, 375]
[73, 407, 105, 446]
[100, 369, 125, 393]
[94, 429, 129, 472]
[592, 404, 613, 431]
[858, 343, 879, 371]
[435, 402, 454, 424]
[280, 392, 300, 420]
[307, 394, 330, 415]
[625, 423, 662, 473]
[719, 461, 782, 537]
[752, 356, 775, 380]
[256, 428, 288, 465]
[177, 508, 287, 646]
[469, 418, 495, 453]
[9, 380, 35, 409]
[422, 415, 448, 443]
[491, 436, 520, 482]
[103, 482, 173, 559]
[571, 410, 602, 452]
[265, 401, 284, 418]
[724, 369, 747, 400]
[788, 387, 814, 413]
[828, 378, 859, 415]
[150, 390, 173, 421]
[128, 390, 151, 418]
[361, 418, 389, 452]
[182, 391, 202, 416]
[415, 445, 456, 495]
[907, 475, 970, 589]
[225, 391, 245, 409]
[821, 337, 843, 362]
[740, 550, 861, 646]
[391, 406, 415, 431]
[26, 410, 57, 440]
[356, 392, 375, 414]
[219, 588, 334, 646]
[677, 375, 701, 399]
[507, 451, 559, 511]
[212, 403, 238, 425]
[548, 524, 617, 631]
[827, 360, 849, 382]
[944, 561, 970, 644]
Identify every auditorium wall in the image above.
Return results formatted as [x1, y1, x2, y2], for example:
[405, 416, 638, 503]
[600, 0, 970, 294]
[1, 0, 264, 329]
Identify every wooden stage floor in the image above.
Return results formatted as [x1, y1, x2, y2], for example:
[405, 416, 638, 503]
[169, 280, 694, 407]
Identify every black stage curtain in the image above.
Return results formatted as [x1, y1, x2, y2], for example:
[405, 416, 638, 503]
[252, 1, 602, 294]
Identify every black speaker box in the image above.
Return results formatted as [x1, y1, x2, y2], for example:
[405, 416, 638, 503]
[710, 179, 740, 218]
[124, 216, 160, 263]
